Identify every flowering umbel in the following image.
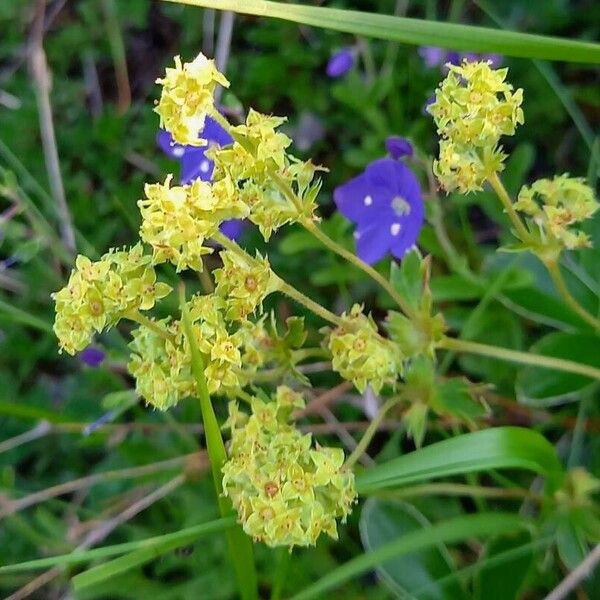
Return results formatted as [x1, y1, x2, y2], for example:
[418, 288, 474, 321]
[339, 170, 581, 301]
[222, 388, 357, 547]
[428, 60, 524, 193]
[155, 54, 229, 146]
[327, 304, 400, 393]
[514, 175, 599, 251]
[52, 244, 171, 354]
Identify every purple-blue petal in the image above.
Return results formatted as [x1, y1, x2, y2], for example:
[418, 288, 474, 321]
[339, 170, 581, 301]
[355, 223, 393, 265]
[201, 115, 234, 147]
[326, 49, 355, 78]
[385, 136, 414, 160]
[219, 219, 243, 240]
[333, 172, 392, 226]
[418, 46, 446, 68]
[181, 147, 213, 183]
[157, 130, 187, 159]
[79, 346, 105, 367]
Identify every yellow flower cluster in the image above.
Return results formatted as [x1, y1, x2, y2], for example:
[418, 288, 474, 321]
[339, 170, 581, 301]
[327, 304, 400, 393]
[155, 53, 229, 146]
[139, 175, 249, 271]
[214, 250, 276, 321]
[52, 244, 171, 354]
[514, 175, 598, 250]
[128, 295, 249, 409]
[209, 110, 323, 240]
[222, 388, 356, 548]
[428, 60, 524, 193]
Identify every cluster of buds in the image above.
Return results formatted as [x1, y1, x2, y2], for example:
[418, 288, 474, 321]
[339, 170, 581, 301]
[52, 244, 170, 354]
[139, 175, 248, 271]
[213, 250, 276, 321]
[327, 304, 400, 393]
[428, 60, 524, 193]
[128, 294, 251, 409]
[222, 387, 357, 547]
[155, 54, 229, 146]
[514, 175, 598, 251]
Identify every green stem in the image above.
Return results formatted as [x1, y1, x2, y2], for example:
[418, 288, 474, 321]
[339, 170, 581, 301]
[271, 547, 292, 600]
[345, 398, 399, 469]
[212, 231, 345, 328]
[266, 169, 417, 319]
[487, 171, 532, 243]
[544, 260, 600, 334]
[179, 284, 258, 600]
[302, 218, 417, 319]
[373, 482, 535, 501]
[126, 311, 175, 343]
[440, 336, 600, 381]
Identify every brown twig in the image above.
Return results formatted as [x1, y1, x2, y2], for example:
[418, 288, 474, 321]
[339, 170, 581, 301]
[0, 454, 200, 518]
[544, 543, 600, 600]
[28, 0, 76, 252]
[5, 474, 186, 600]
[296, 381, 353, 418]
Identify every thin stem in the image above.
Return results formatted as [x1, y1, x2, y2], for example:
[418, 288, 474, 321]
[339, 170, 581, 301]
[544, 543, 600, 600]
[271, 547, 292, 600]
[302, 218, 417, 319]
[125, 311, 175, 342]
[544, 260, 600, 334]
[266, 169, 417, 319]
[273, 274, 345, 328]
[212, 231, 345, 327]
[28, 1, 76, 252]
[487, 171, 532, 243]
[440, 336, 600, 381]
[179, 284, 258, 600]
[373, 482, 535, 501]
[345, 398, 400, 469]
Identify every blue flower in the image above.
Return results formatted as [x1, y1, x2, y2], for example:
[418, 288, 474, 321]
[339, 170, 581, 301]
[334, 158, 424, 264]
[157, 115, 233, 184]
[385, 136, 414, 160]
[157, 115, 243, 239]
[79, 346, 105, 367]
[326, 48, 355, 78]
[419, 46, 502, 71]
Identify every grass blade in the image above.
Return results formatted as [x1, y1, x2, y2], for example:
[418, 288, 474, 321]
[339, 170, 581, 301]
[0, 518, 236, 574]
[162, 0, 600, 63]
[356, 427, 564, 494]
[290, 513, 525, 600]
[72, 517, 236, 591]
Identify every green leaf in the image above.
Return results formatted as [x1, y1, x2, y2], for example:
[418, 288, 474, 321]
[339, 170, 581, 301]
[356, 427, 564, 494]
[72, 517, 236, 592]
[431, 275, 482, 302]
[516, 332, 600, 406]
[390, 250, 422, 309]
[360, 498, 469, 600]
[475, 531, 533, 600]
[290, 513, 525, 600]
[166, 1, 600, 63]
[0, 518, 236, 574]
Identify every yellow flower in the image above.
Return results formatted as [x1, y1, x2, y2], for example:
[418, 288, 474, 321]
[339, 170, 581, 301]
[327, 304, 400, 393]
[222, 388, 357, 547]
[52, 244, 171, 354]
[155, 54, 229, 146]
[139, 175, 249, 271]
[515, 175, 598, 250]
[214, 249, 275, 320]
[428, 60, 524, 192]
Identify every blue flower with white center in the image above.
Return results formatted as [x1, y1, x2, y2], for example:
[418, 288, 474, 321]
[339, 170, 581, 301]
[326, 48, 355, 78]
[157, 115, 242, 239]
[334, 158, 424, 265]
